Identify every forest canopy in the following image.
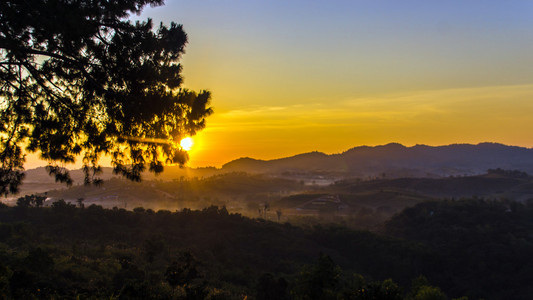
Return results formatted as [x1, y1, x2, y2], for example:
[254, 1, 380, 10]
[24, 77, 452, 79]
[0, 0, 212, 195]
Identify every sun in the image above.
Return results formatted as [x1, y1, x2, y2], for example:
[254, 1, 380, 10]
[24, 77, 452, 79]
[180, 137, 194, 151]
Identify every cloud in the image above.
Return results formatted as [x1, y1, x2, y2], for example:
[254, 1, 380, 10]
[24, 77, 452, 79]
[223, 105, 289, 116]
[198, 83, 533, 159]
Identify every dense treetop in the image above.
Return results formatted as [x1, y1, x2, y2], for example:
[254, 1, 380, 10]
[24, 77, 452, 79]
[2, 198, 531, 299]
[0, 0, 212, 195]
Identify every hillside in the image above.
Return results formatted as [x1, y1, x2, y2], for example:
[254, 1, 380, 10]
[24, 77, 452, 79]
[384, 199, 533, 299]
[1, 199, 532, 299]
[28, 170, 532, 232]
[270, 170, 533, 229]
[222, 143, 533, 177]
[15, 166, 221, 198]
[330, 170, 533, 199]
[43, 173, 307, 214]
[17, 143, 533, 198]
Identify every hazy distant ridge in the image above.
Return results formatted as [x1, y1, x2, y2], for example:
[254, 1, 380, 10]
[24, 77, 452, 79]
[222, 143, 533, 176]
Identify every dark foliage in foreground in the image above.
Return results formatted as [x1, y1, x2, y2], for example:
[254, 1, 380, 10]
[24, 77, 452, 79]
[385, 198, 533, 299]
[0, 198, 531, 298]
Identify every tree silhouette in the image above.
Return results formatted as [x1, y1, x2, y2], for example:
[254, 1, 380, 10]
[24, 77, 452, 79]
[15, 194, 46, 208]
[299, 254, 341, 300]
[0, 0, 212, 195]
[143, 235, 165, 263]
[76, 197, 84, 209]
[261, 202, 270, 219]
[165, 252, 200, 287]
[256, 273, 289, 300]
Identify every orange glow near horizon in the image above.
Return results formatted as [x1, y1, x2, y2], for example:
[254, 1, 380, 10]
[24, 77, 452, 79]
[18, 84, 533, 169]
[180, 84, 533, 168]
[21, 84, 533, 170]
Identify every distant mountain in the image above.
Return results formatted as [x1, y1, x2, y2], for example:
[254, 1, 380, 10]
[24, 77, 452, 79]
[17, 142, 533, 196]
[222, 143, 533, 177]
[222, 151, 333, 174]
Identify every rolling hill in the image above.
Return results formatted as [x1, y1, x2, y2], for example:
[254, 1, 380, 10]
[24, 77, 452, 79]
[222, 142, 533, 177]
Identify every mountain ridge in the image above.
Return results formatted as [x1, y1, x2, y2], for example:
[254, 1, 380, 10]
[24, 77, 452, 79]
[222, 142, 533, 176]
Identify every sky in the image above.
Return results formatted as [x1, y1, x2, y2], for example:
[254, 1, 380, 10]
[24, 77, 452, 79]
[26, 0, 533, 168]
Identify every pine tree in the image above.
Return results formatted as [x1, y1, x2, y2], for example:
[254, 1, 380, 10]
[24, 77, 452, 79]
[0, 0, 212, 195]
